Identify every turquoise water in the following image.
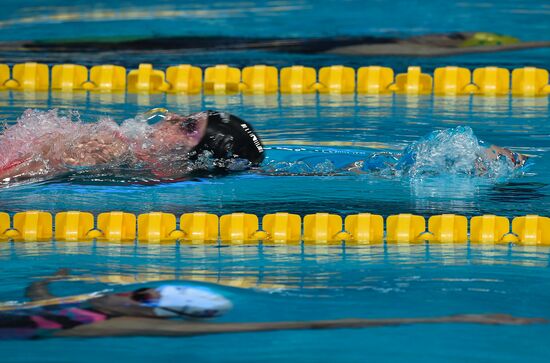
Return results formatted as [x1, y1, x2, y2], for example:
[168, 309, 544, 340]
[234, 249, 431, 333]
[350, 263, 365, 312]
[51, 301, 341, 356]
[1, 1, 550, 362]
[1, 243, 550, 362]
[1, 94, 548, 216]
[1, 0, 549, 41]
[1, 0, 550, 69]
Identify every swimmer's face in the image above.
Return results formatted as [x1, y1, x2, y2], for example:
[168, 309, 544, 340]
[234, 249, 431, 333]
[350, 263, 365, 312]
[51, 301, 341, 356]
[153, 112, 208, 149]
[130, 287, 160, 303]
[102, 288, 162, 317]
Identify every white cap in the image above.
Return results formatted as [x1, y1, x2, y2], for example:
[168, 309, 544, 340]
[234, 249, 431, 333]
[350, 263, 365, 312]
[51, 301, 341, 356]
[151, 285, 233, 318]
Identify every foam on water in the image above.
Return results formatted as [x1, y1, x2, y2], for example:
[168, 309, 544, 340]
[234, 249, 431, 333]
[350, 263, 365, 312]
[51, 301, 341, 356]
[0, 110, 121, 185]
[395, 126, 521, 179]
[264, 126, 525, 180]
[0, 109, 215, 187]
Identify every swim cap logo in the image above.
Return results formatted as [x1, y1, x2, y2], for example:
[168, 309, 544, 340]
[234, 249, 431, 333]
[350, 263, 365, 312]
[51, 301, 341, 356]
[240, 123, 264, 153]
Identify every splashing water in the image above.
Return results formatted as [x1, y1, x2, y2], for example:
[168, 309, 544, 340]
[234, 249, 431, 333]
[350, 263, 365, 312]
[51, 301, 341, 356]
[394, 126, 524, 178]
[265, 126, 527, 180]
[0, 109, 216, 187]
[395, 126, 483, 176]
[0, 109, 127, 186]
[0, 110, 528, 188]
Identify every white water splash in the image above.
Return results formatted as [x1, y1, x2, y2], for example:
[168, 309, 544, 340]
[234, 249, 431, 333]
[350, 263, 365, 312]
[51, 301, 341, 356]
[263, 126, 526, 180]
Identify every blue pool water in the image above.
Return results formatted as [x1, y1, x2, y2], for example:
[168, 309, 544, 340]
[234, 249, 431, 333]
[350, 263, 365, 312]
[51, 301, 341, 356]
[1, 1, 550, 362]
[1, 94, 548, 216]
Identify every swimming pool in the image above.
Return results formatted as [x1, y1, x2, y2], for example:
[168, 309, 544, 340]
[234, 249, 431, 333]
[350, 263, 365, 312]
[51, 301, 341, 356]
[1, 1, 550, 362]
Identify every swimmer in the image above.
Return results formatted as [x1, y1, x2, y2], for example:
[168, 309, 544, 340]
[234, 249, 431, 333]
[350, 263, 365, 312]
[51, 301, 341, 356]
[0, 269, 543, 339]
[0, 111, 527, 186]
[5, 32, 549, 57]
[0, 109, 265, 186]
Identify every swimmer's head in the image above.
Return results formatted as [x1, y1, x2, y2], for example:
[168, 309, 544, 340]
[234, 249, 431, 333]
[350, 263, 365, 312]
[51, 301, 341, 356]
[130, 284, 233, 318]
[189, 111, 265, 167]
[144, 109, 264, 167]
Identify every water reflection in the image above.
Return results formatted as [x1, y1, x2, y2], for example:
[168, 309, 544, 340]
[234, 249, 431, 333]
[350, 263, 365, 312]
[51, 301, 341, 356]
[432, 95, 472, 120]
[317, 94, 355, 108]
[1, 241, 549, 296]
[408, 176, 481, 215]
[88, 91, 126, 105]
[55, 241, 94, 255]
[165, 94, 203, 113]
[126, 92, 165, 107]
[49, 91, 88, 107]
[511, 96, 549, 115]
[203, 94, 242, 109]
[6, 241, 549, 266]
[0, 242, 13, 259]
[510, 245, 550, 267]
[356, 94, 394, 118]
[3, 91, 49, 108]
[0, 92, 547, 118]
[344, 244, 385, 263]
[427, 244, 468, 265]
[280, 94, 317, 108]
[242, 94, 279, 109]
[470, 95, 511, 116]
[10, 242, 56, 259]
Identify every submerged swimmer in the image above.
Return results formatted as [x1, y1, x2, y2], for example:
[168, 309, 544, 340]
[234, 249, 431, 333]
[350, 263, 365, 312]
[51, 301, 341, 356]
[6, 32, 549, 57]
[0, 109, 264, 186]
[0, 269, 543, 339]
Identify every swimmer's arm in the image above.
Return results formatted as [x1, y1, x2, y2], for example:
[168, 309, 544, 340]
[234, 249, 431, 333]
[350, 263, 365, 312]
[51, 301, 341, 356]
[485, 145, 528, 166]
[25, 280, 54, 301]
[25, 268, 70, 301]
[55, 314, 545, 338]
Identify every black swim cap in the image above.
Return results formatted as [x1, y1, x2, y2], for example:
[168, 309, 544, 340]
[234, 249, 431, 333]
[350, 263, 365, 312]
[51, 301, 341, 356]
[190, 111, 265, 166]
